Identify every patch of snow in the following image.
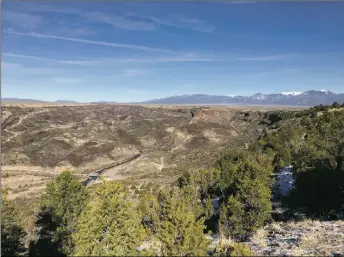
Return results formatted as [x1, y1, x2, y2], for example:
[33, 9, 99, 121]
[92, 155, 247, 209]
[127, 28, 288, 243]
[207, 233, 220, 250]
[320, 89, 330, 94]
[213, 197, 220, 215]
[274, 166, 295, 196]
[281, 92, 303, 96]
[252, 93, 266, 100]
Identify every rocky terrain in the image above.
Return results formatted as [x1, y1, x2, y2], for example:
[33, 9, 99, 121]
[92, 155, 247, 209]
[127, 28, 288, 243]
[207, 166, 344, 257]
[2, 104, 278, 199]
[248, 220, 344, 256]
[207, 220, 344, 257]
[3, 104, 344, 257]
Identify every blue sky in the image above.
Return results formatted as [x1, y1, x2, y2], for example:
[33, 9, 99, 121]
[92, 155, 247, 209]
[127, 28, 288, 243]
[2, 1, 344, 102]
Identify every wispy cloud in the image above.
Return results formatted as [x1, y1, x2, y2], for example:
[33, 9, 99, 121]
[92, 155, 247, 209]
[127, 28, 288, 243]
[2, 62, 58, 75]
[13, 3, 214, 33]
[104, 56, 222, 63]
[52, 78, 82, 84]
[60, 60, 100, 65]
[45, 27, 94, 37]
[229, 1, 257, 4]
[5, 30, 175, 53]
[2, 52, 222, 65]
[236, 54, 293, 61]
[124, 13, 215, 33]
[3, 51, 295, 70]
[2, 52, 100, 66]
[1, 62, 23, 69]
[122, 68, 148, 77]
[2, 10, 43, 29]
[3, 53, 58, 62]
[252, 68, 301, 77]
[2, 8, 92, 37]
[83, 11, 157, 31]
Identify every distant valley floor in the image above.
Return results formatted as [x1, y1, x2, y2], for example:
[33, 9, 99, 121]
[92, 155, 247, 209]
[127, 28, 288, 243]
[1, 104, 300, 199]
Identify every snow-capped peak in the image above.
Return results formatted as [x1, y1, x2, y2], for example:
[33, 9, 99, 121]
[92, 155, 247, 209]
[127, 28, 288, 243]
[252, 93, 266, 100]
[226, 95, 237, 97]
[321, 89, 330, 94]
[281, 92, 303, 96]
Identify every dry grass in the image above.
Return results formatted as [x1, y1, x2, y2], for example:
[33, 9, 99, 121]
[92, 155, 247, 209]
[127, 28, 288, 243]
[251, 228, 268, 248]
[268, 222, 283, 233]
[248, 220, 344, 256]
[298, 232, 321, 249]
[329, 107, 344, 112]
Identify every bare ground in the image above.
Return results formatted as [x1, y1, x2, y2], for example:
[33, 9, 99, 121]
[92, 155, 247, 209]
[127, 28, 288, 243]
[248, 220, 344, 256]
[1, 104, 289, 199]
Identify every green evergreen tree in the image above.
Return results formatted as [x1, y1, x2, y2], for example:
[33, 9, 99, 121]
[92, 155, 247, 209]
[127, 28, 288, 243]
[73, 180, 146, 256]
[158, 188, 210, 256]
[219, 195, 245, 240]
[219, 179, 272, 241]
[217, 149, 273, 191]
[139, 187, 210, 256]
[139, 192, 161, 236]
[1, 189, 27, 257]
[28, 207, 64, 257]
[29, 171, 89, 256]
[204, 196, 214, 220]
[332, 101, 341, 108]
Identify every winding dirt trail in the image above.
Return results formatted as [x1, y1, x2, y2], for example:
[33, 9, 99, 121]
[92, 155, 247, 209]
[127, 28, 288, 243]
[4, 110, 48, 142]
[83, 153, 144, 185]
[152, 156, 164, 172]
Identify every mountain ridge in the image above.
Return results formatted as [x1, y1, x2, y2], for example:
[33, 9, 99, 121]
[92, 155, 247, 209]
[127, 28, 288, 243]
[2, 90, 344, 106]
[141, 90, 344, 106]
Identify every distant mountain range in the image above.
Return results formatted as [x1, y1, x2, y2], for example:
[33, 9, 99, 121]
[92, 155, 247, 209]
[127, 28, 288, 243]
[2, 90, 344, 106]
[141, 90, 344, 106]
[1, 98, 118, 105]
[1, 98, 78, 104]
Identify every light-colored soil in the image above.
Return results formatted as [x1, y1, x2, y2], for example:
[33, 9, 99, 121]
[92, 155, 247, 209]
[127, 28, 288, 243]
[248, 220, 344, 256]
[1, 165, 87, 199]
[2, 173, 51, 200]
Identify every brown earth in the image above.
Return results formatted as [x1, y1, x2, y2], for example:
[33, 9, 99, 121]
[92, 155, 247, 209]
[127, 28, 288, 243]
[1, 104, 293, 199]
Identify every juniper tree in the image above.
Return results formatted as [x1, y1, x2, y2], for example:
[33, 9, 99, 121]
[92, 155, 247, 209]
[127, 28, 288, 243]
[139, 187, 210, 256]
[73, 180, 146, 256]
[29, 171, 89, 256]
[219, 178, 272, 241]
[1, 189, 27, 257]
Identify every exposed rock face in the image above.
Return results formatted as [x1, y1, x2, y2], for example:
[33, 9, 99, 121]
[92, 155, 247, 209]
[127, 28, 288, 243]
[191, 109, 235, 124]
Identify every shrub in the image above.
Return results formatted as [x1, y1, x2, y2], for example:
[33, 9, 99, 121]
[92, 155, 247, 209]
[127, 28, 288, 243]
[219, 178, 272, 241]
[73, 181, 145, 256]
[214, 242, 253, 256]
[139, 187, 210, 256]
[29, 171, 89, 256]
[1, 189, 27, 257]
